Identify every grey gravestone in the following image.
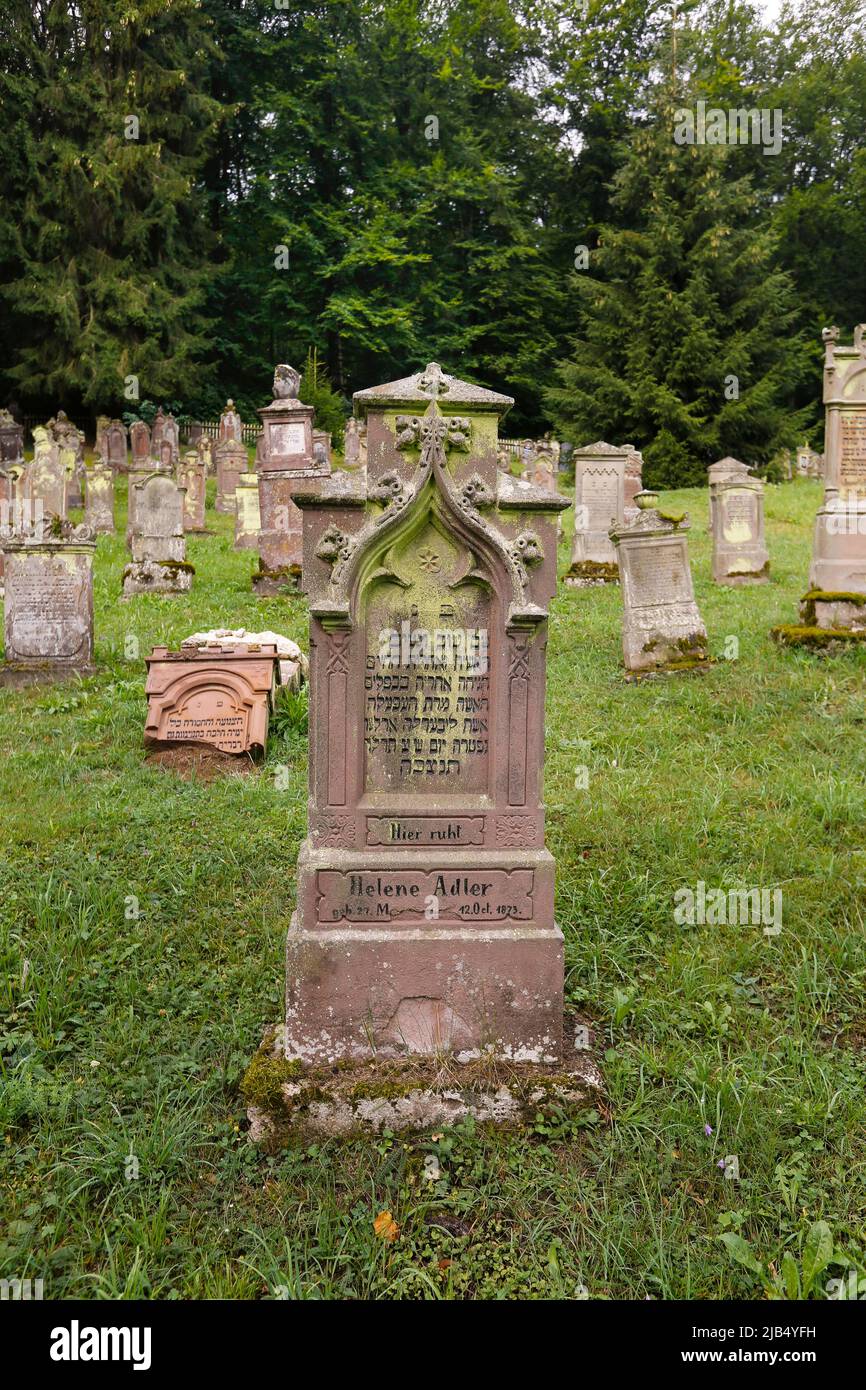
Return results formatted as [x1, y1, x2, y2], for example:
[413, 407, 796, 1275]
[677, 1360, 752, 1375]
[610, 490, 708, 673]
[123, 472, 192, 596]
[708, 458, 769, 585]
[84, 460, 115, 534]
[565, 442, 635, 586]
[1, 517, 96, 676]
[23, 428, 67, 520]
[0, 409, 23, 465]
[214, 439, 247, 514]
[234, 473, 261, 550]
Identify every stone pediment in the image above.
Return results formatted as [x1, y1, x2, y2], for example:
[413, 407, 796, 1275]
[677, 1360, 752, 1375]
[353, 362, 513, 416]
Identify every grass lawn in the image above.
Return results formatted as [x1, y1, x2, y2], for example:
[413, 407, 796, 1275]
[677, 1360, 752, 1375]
[1, 474, 865, 1300]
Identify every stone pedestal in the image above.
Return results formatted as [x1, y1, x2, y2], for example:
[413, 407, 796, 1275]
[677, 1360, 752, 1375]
[808, 325, 866, 596]
[279, 361, 569, 1067]
[708, 457, 769, 585]
[565, 442, 635, 585]
[610, 490, 708, 673]
[1, 518, 96, 678]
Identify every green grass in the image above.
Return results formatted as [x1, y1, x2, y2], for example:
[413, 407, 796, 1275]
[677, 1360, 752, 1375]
[1, 475, 865, 1300]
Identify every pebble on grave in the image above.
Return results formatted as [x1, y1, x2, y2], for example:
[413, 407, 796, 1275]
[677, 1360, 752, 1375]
[252, 363, 330, 594]
[708, 458, 769, 585]
[122, 471, 193, 597]
[610, 489, 709, 675]
[233, 473, 261, 550]
[84, 460, 115, 534]
[144, 642, 281, 755]
[564, 441, 641, 586]
[773, 325, 866, 647]
[241, 361, 604, 1144]
[1, 516, 96, 681]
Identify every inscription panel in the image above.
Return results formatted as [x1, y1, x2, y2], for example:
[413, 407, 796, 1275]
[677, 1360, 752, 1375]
[628, 541, 690, 605]
[7, 557, 89, 660]
[581, 468, 619, 525]
[839, 410, 866, 490]
[268, 421, 306, 456]
[317, 868, 534, 923]
[721, 488, 758, 544]
[366, 815, 485, 846]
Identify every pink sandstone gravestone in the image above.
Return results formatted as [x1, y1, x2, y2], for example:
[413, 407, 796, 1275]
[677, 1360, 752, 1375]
[253, 363, 330, 594]
[708, 458, 769, 585]
[179, 452, 207, 532]
[281, 361, 569, 1064]
[214, 439, 247, 514]
[565, 442, 638, 586]
[144, 642, 280, 755]
[218, 399, 243, 444]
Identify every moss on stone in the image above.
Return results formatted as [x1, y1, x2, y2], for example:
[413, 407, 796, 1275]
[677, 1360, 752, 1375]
[771, 624, 866, 650]
[241, 1048, 304, 1109]
[564, 560, 619, 581]
[657, 509, 686, 526]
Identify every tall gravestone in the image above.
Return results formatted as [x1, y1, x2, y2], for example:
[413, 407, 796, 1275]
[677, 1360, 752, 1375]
[214, 439, 247, 514]
[708, 458, 769, 585]
[283, 361, 569, 1064]
[106, 420, 128, 471]
[234, 472, 261, 550]
[610, 490, 708, 673]
[565, 442, 636, 586]
[129, 420, 151, 468]
[85, 460, 115, 534]
[1, 517, 96, 677]
[808, 325, 866, 601]
[23, 427, 67, 520]
[253, 363, 330, 594]
[344, 416, 360, 467]
[179, 452, 207, 532]
[123, 472, 192, 597]
[219, 399, 243, 444]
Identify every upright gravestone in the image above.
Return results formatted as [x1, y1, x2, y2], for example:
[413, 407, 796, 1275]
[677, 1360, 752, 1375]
[179, 452, 207, 532]
[565, 442, 633, 585]
[253, 363, 330, 594]
[196, 436, 214, 475]
[129, 420, 151, 468]
[0, 409, 24, 466]
[343, 416, 360, 467]
[1, 517, 96, 678]
[234, 472, 261, 550]
[708, 458, 769, 585]
[610, 490, 708, 674]
[23, 427, 67, 520]
[312, 429, 332, 466]
[281, 361, 569, 1066]
[95, 415, 111, 460]
[219, 399, 243, 444]
[84, 460, 115, 534]
[163, 413, 180, 466]
[215, 439, 247, 514]
[807, 325, 866, 606]
[126, 424, 159, 543]
[106, 420, 128, 471]
[123, 472, 192, 597]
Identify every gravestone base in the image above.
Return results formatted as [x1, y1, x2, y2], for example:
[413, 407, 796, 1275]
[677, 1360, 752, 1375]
[0, 659, 96, 688]
[800, 589, 866, 633]
[121, 558, 195, 598]
[244, 1023, 602, 1146]
[715, 561, 770, 587]
[252, 562, 302, 596]
[623, 623, 709, 674]
[563, 560, 619, 588]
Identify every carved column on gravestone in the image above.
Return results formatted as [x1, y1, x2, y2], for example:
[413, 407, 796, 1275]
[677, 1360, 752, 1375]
[707, 458, 769, 585]
[285, 361, 569, 1064]
[610, 491, 708, 673]
[1, 517, 96, 674]
[252, 363, 330, 594]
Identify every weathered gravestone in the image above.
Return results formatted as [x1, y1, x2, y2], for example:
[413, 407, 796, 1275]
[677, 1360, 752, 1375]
[150, 408, 180, 466]
[179, 452, 207, 532]
[129, 420, 151, 468]
[106, 419, 128, 471]
[313, 429, 332, 466]
[610, 490, 708, 674]
[708, 458, 769, 585]
[123, 472, 193, 597]
[343, 416, 360, 467]
[144, 642, 280, 755]
[565, 442, 637, 585]
[196, 436, 213, 474]
[84, 460, 115, 534]
[23, 428, 66, 520]
[253, 363, 330, 593]
[218, 399, 243, 445]
[214, 439, 247, 514]
[1, 517, 96, 679]
[234, 472, 261, 550]
[0, 409, 23, 466]
[805, 325, 866, 627]
[126, 443, 170, 544]
[282, 361, 570, 1065]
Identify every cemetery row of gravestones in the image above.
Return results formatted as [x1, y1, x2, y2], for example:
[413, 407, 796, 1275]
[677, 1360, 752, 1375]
[1, 330, 865, 1136]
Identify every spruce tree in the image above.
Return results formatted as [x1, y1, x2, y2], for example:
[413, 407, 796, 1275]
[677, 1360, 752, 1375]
[546, 94, 810, 485]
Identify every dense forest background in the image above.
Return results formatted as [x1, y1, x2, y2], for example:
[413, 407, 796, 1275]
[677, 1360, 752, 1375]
[0, 0, 864, 483]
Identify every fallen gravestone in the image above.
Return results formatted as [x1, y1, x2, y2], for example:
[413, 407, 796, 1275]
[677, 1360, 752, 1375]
[144, 641, 281, 755]
[183, 627, 307, 689]
[708, 458, 769, 585]
[610, 489, 709, 675]
[242, 362, 601, 1143]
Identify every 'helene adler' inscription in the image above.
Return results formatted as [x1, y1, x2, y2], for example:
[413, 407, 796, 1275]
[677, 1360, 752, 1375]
[317, 869, 534, 923]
